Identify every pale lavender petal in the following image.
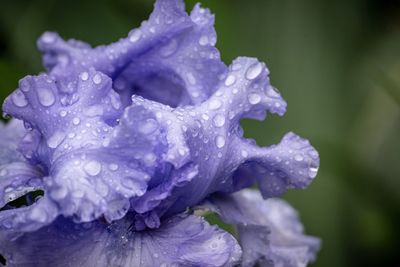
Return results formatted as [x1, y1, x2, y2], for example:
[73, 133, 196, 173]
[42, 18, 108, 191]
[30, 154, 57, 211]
[0, 213, 241, 267]
[38, 0, 226, 107]
[2, 71, 150, 225]
[118, 57, 318, 219]
[204, 189, 320, 267]
[0, 119, 26, 164]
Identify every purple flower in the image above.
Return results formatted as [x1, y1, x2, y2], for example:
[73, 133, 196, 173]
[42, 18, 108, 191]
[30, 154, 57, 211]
[202, 189, 320, 267]
[0, 0, 320, 266]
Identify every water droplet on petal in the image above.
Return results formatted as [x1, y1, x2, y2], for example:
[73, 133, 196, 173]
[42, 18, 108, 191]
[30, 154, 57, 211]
[109, 163, 119, 171]
[80, 72, 89, 81]
[208, 99, 222, 110]
[37, 87, 55, 107]
[224, 75, 236, 86]
[246, 62, 263, 80]
[47, 131, 66, 148]
[241, 150, 248, 157]
[309, 167, 318, 178]
[84, 160, 102, 176]
[213, 114, 225, 127]
[12, 91, 28, 107]
[92, 74, 102, 84]
[41, 32, 56, 44]
[248, 93, 261, 104]
[72, 117, 81, 125]
[294, 154, 304, 162]
[129, 29, 142, 43]
[215, 135, 226, 148]
[199, 35, 209, 46]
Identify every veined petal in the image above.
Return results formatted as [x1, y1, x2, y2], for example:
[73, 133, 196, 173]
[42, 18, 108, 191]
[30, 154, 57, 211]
[2, 71, 150, 225]
[0, 119, 26, 164]
[0, 213, 241, 267]
[203, 189, 320, 267]
[119, 57, 318, 219]
[38, 0, 226, 107]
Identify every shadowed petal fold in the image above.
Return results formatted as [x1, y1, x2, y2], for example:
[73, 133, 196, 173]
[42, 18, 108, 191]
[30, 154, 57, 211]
[203, 189, 320, 267]
[38, 0, 226, 107]
[2, 70, 151, 226]
[0, 213, 241, 267]
[116, 57, 318, 220]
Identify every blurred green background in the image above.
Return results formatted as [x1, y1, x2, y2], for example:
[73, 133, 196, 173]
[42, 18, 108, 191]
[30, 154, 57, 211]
[0, 0, 399, 266]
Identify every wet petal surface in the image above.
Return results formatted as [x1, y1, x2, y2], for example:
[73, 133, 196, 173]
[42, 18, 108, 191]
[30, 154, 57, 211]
[38, 0, 226, 107]
[204, 189, 320, 267]
[0, 213, 241, 267]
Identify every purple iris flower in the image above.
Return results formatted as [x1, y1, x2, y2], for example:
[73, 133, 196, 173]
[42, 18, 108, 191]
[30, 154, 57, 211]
[0, 0, 320, 266]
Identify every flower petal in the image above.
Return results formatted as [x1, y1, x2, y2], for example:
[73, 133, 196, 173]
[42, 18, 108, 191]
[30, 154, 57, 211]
[204, 189, 320, 267]
[118, 57, 317, 220]
[0, 119, 26, 164]
[37, 0, 226, 107]
[2, 71, 151, 225]
[0, 213, 241, 267]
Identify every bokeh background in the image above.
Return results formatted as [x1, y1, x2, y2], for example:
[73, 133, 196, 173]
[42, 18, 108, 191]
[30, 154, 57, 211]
[0, 0, 399, 266]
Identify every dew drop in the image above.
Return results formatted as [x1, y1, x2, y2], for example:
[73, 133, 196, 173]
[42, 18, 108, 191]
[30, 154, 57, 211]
[41, 32, 56, 44]
[84, 160, 102, 176]
[47, 131, 66, 148]
[72, 117, 81, 125]
[213, 114, 225, 127]
[92, 74, 102, 85]
[208, 99, 222, 110]
[37, 86, 55, 107]
[199, 35, 209, 46]
[202, 114, 209, 121]
[59, 110, 67, 117]
[129, 29, 142, 43]
[80, 72, 89, 81]
[224, 75, 236, 86]
[109, 163, 119, 171]
[241, 150, 248, 158]
[294, 154, 304, 162]
[215, 135, 226, 148]
[11, 91, 28, 107]
[178, 148, 186, 156]
[246, 62, 263, 80]
[309, 167, 318, 178]
[247, 93, 261, 105]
